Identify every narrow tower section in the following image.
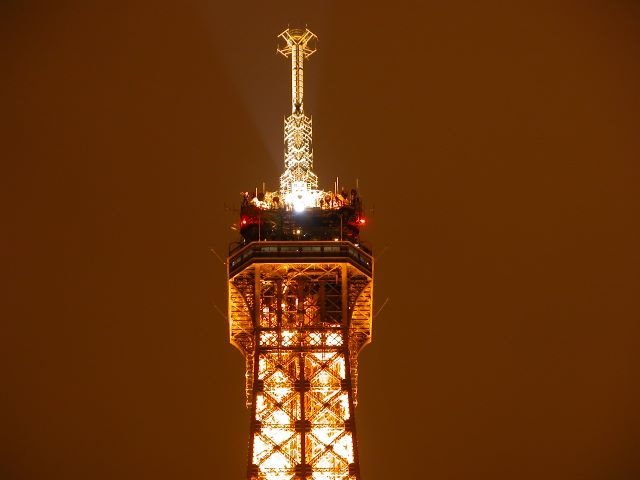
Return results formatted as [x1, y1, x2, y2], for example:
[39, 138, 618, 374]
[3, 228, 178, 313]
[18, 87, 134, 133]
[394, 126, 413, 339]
[228, 27, 374, 480]
[278, 28, 320, 211]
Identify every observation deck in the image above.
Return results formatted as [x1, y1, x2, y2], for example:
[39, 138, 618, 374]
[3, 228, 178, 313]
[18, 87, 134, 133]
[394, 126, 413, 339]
[228, 240, 373, 277]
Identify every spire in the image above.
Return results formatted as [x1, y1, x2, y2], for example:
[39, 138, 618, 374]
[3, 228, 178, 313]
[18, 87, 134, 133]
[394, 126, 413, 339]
[277, 27, 317, 114]
[277, 28, 320, 211]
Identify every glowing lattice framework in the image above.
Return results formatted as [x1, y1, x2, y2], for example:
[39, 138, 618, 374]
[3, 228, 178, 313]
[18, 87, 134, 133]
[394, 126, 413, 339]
[228, 26, 374, 480]
[229, 259, 373, 480]
[277, 28, 323, 210]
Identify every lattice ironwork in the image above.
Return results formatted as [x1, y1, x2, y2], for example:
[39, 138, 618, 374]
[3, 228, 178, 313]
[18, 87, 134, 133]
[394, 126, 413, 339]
[277, 28, 322, 210]
[229, 259, 372, 480]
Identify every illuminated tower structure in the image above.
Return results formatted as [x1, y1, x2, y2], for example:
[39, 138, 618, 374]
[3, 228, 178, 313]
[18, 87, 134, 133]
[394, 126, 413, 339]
[228, 28, 373, 480]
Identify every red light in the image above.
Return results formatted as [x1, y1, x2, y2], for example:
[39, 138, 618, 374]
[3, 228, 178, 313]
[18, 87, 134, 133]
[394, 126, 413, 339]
[359, 218, 366, 225]
[241, 218, 248, 226]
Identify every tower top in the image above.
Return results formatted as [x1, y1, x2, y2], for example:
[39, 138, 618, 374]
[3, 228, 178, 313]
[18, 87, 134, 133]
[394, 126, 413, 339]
[277, 27, 317, 57]
[277, 28, 317, 114]
[235, 27, 367, 246]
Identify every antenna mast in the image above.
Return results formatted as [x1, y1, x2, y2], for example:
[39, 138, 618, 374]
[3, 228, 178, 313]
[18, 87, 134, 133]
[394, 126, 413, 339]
[277, 28, 319, 210]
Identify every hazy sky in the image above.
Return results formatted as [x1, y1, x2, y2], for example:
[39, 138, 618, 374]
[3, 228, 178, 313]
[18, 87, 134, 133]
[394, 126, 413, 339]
[2, 1, 639, 479]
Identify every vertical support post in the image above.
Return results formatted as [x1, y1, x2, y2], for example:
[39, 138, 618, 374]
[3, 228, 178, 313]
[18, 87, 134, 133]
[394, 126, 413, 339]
[248, 267, 261, 479]
[254, 264, 261, 327]
[341, 264, 348, 326]
[291, 43, 302, 113]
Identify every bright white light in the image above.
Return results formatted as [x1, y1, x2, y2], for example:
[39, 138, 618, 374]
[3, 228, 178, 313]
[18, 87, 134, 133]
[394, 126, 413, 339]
[326, 333, 343, 347]
[339, 393, 350, 420]
[259, 357, 268, 378]
[262, 427, 292, 445]
[285, 182, 322, 212]
[294, 199, 306, 212]
[312, 427, 341, 446]
[271, 386, 292, 402]
[261, 450, 291, 470]
[291, 192, 309, 212]
[335, 356, 345, 378]
[282, 330, 297, 346]
[270, 409, 290, 425]
[312, 352, 334, 362]
[334, 433, 354, 463]
[317, 370, 331, 384]
[312, 470, 333, 480]
[253, 436, 270, 463]
[260, 331, 277, 346]
[255, 394, 266, 419]
[308, 331, 322, 346]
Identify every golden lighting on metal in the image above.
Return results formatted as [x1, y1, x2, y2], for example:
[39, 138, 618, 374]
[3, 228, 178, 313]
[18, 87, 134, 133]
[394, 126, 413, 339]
[277, 28, 321, 211]
[229, 261, 373, 480]
[228, 28, 374, 480]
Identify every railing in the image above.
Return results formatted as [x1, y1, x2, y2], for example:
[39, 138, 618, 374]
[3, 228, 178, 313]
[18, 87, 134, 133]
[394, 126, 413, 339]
[228, 241, 373, 277]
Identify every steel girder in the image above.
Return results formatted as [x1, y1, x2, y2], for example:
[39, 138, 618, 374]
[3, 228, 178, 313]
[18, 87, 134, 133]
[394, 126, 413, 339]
[228, 260, 373, 480]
